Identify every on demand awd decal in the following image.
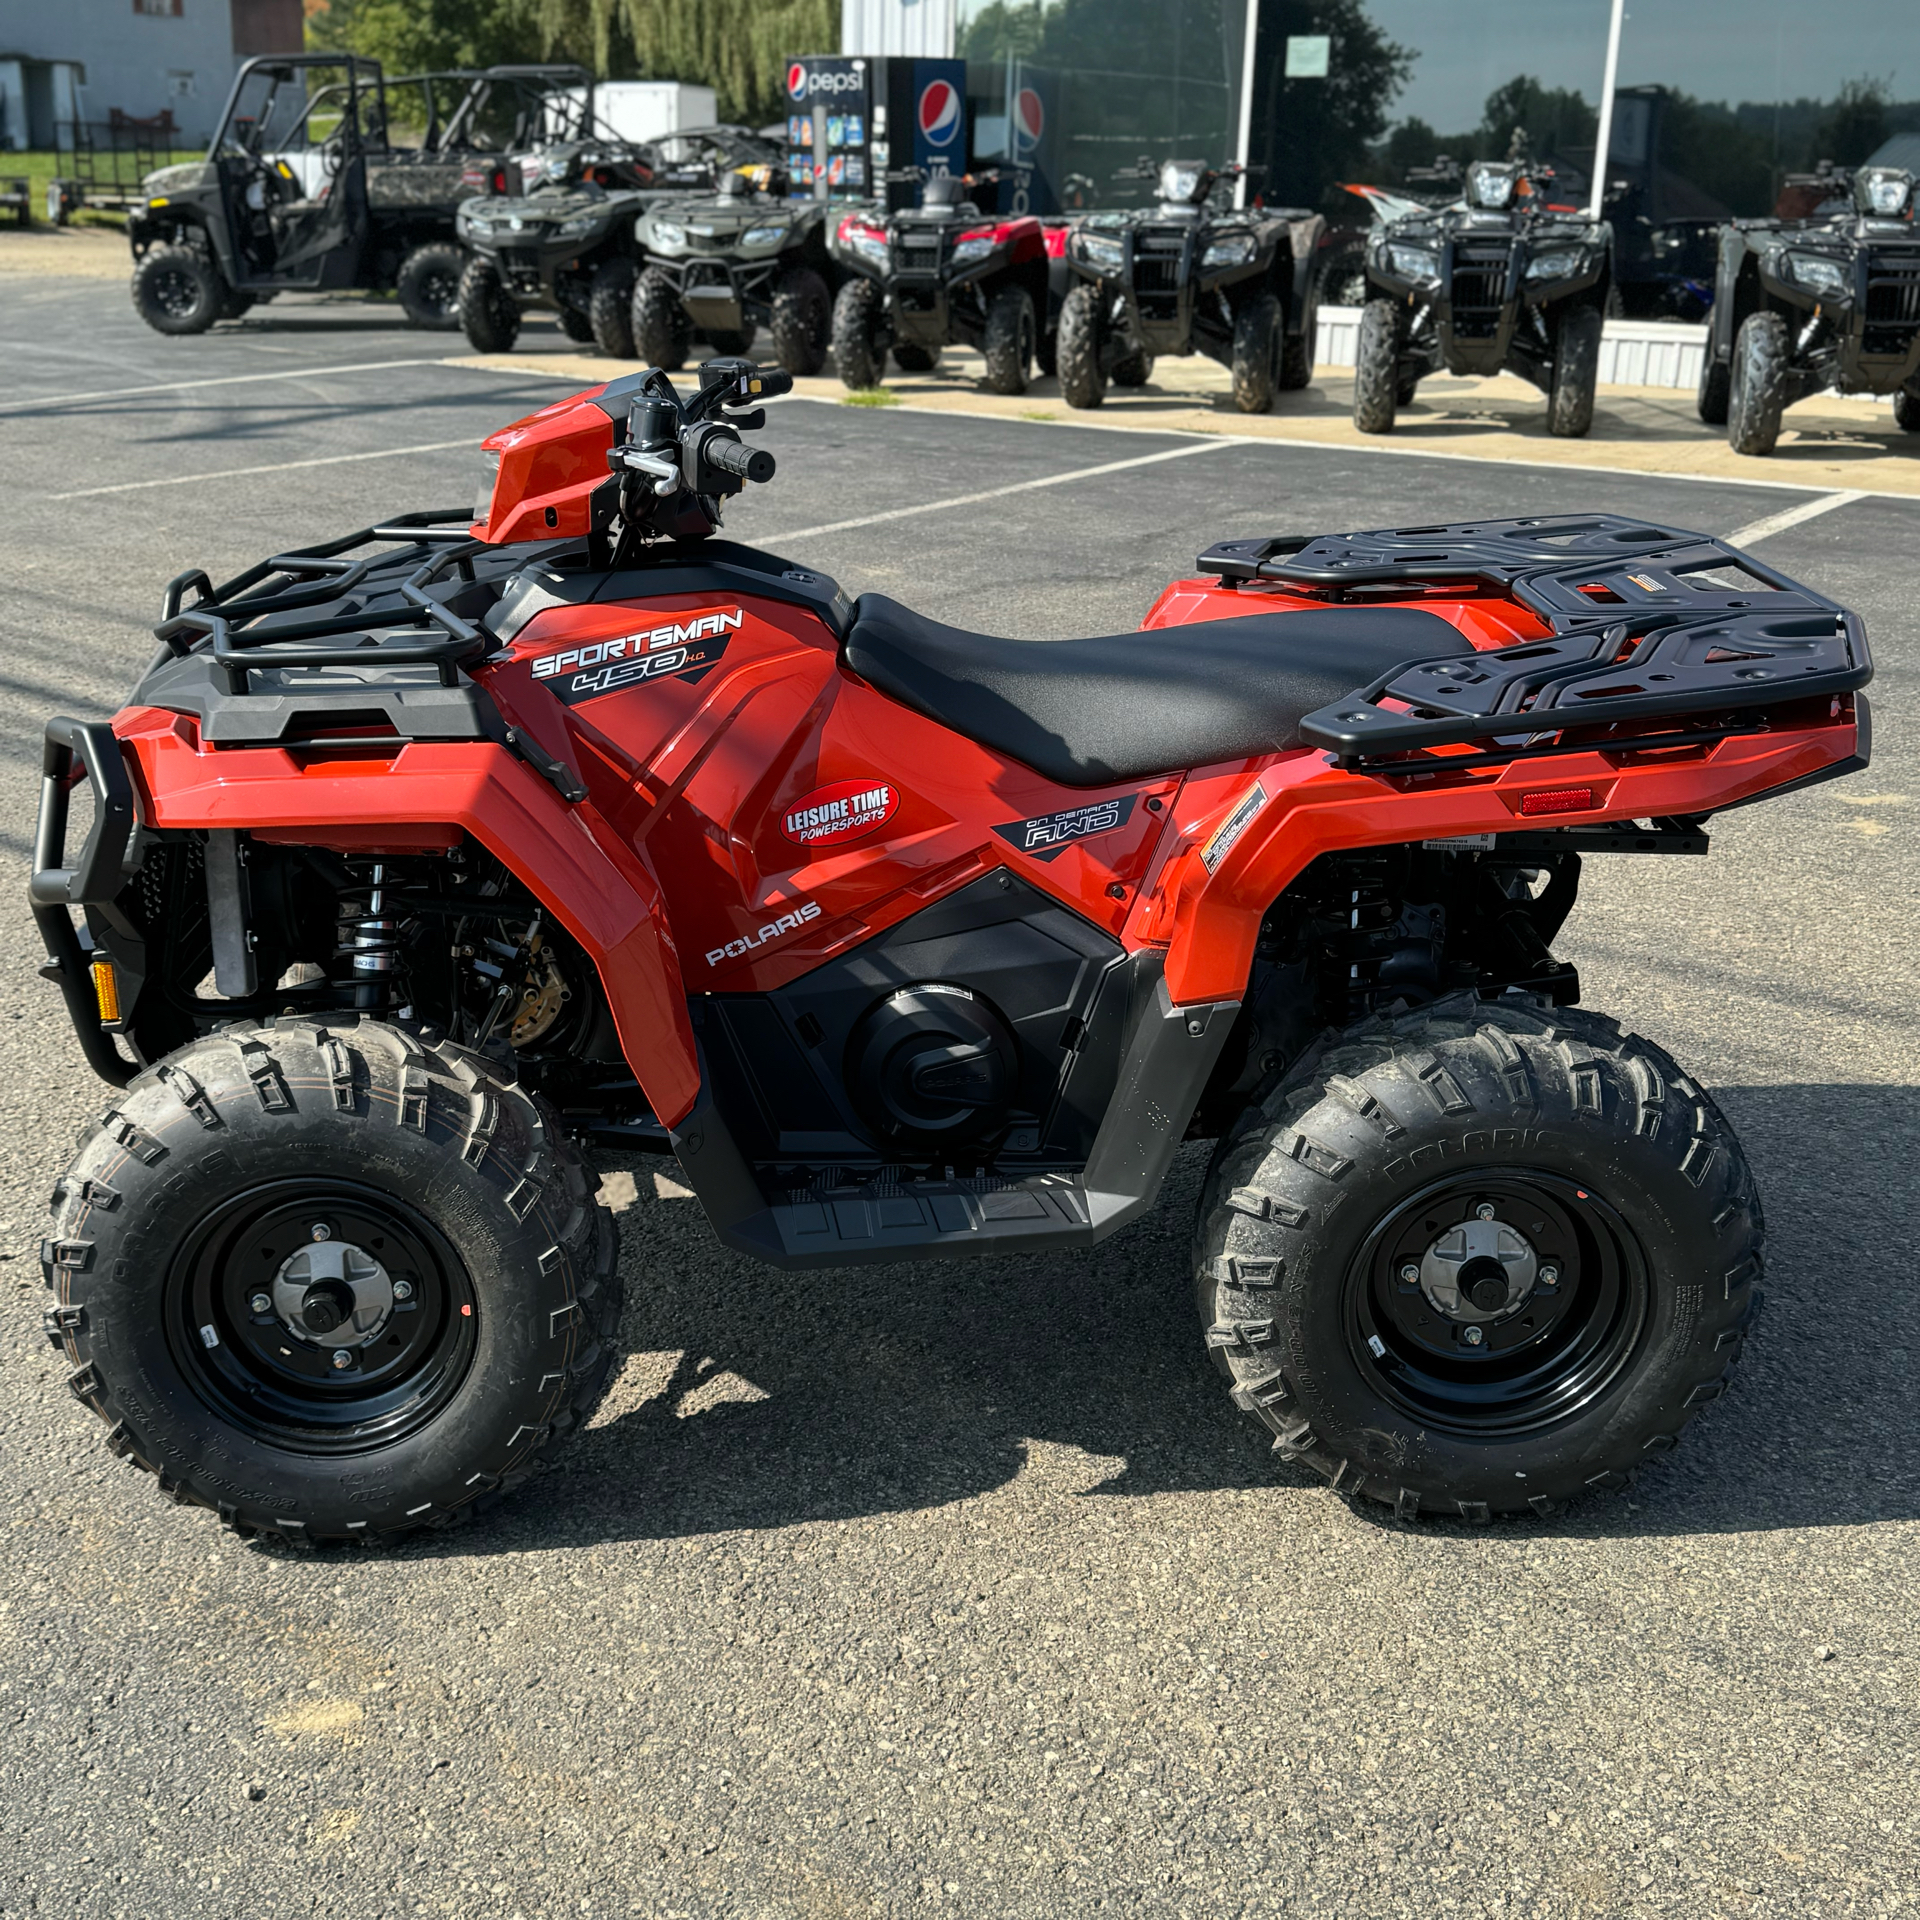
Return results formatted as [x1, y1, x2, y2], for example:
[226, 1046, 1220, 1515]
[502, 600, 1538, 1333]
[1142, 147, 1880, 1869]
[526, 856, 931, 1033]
[993, 794, 1137, 862]
[531, 608, 742, 705]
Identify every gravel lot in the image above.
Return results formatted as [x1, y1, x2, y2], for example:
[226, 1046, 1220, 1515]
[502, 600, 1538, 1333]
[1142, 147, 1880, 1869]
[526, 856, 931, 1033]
[2, 283, 1917, 1920]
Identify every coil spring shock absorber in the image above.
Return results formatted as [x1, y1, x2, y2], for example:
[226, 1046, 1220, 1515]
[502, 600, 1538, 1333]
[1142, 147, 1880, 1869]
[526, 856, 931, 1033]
[346, 863, 400, 1011]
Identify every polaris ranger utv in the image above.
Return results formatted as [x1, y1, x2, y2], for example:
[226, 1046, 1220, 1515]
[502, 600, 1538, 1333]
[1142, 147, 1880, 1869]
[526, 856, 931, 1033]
[1697, 164, 1920, 455]
[1056, 157, 1323, 412]
[1354, 157, 1614, 437]
[828, 170, 1052, 394]
[29, 359, 1871, 1544]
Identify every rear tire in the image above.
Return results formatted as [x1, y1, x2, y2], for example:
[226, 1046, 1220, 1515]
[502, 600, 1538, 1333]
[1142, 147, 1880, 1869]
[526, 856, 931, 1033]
[218, 285, 257, 321]
[1352, 298, 1400, 432]
[1894, 386, 1920, 433]
[770, 266, 831, 376]
[587, 257, 638, 358]
[980, 284, 1037, 394]
[1194, 993, 1762, 1521]
[1278, 322, 1313, 391]
[42, 1018, 622, 1545]
[557, 303, 597, 343]
[830, 276, 888, 390]
[1056, 282, 1106, 408]
[396, 242, 465, 329]
[701, 326, 756, 356]
[632, 266, 691, 370]
[1109, 342, 1154, 387]
[132, 245, 221, 336]
[1727, 311, 1790, 456]
[1547, 303, 1602, 438]
[457, 255, 520, 353]
[1231, 292, 1282, 413]
[1696, 348, 1731, 425]
[891, 342, 938, 372]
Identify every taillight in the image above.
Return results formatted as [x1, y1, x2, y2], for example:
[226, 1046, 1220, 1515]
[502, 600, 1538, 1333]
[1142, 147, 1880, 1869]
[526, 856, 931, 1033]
[1518, 787, 1595, 816]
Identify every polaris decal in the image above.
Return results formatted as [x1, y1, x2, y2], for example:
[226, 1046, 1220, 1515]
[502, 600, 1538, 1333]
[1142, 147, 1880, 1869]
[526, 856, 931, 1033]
[782, 778, 900, 849]
[530, 608, 743, 704]
[993, 793, 1137, 862]
[1200, 780, 1267, 873]
[706, 900, 823, 969]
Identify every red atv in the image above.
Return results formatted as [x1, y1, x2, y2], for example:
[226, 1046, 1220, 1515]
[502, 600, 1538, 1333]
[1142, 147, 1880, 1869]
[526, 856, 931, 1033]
[35, 358, 1870, 1542]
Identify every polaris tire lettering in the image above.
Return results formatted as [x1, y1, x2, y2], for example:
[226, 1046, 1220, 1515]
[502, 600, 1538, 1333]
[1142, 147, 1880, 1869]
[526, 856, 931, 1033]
[706, 900, 824, 969]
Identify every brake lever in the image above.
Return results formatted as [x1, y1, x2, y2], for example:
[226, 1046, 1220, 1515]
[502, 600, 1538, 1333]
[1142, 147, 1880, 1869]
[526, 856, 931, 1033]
[610, 446, 682, 496]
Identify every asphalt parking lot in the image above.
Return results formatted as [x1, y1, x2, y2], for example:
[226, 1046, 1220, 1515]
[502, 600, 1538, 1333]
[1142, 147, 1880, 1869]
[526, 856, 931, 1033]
[2, 281, 1917, 1920]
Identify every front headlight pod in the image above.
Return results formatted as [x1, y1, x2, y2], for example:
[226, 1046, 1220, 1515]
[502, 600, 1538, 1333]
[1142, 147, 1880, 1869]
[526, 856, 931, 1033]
[473, 451, 501, 527]
[1784, 250, 1849, 299]
[1075, 230, 1125, 273]
[554, 213, 602, 241]
[951, 234, 996, 265]
[1467, 163, 1517, 210]
[1387, 243, 1438, 280]
[741, 223, 789, 249]
[1857, 167, 1915, 217]
[648, 219, 688, 252]
[1200, 233, 1255, 271]
[1525, 249, 1586, 282]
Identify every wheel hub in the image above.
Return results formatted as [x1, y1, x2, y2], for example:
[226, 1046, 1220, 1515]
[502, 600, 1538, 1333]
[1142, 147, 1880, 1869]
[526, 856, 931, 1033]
[271, 1239, 394, 1350]
[1418, 1209, 1538, 1325]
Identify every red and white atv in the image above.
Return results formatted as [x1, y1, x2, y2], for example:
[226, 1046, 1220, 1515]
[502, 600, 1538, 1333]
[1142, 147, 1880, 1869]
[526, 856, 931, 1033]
[33, 359, 1870, 1541]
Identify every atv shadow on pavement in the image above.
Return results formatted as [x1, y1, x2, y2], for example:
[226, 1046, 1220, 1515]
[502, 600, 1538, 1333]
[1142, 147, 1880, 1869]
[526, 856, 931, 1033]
[383, 1084, 1920, 1558]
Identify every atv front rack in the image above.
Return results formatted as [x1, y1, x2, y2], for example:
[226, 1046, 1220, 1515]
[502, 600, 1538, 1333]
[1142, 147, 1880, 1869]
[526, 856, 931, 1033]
[154, 509, 490, 694]
[1197, 514, 1872, 767]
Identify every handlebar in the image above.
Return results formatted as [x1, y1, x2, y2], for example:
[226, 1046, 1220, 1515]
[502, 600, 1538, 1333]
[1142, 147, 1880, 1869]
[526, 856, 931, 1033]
[705, 437, 775, 485]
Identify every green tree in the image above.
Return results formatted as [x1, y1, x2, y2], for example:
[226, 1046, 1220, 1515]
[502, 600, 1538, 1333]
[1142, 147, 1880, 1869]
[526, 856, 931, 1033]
[961, 1, 1049, 61]
[1810, 76, 1891, 167]
[1248, 0, 1412, 206]
[1478, 76, 1596, 160]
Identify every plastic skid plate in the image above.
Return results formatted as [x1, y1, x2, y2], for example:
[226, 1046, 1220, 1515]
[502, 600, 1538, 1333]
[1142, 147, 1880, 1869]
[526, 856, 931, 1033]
[1195, 514, 1871, 763]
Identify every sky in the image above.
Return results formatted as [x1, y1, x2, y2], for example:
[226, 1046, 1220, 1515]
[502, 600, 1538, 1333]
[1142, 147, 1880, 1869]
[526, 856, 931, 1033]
[1343, 1, 1917, 129]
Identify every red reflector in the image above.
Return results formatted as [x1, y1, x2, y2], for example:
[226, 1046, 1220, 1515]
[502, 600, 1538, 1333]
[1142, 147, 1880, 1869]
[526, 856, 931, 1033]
[1519, 787, 1594, 816]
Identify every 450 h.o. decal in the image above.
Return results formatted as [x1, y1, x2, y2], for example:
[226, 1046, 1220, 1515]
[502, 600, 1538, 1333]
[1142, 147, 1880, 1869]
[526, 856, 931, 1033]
[530, 608, 743, 705]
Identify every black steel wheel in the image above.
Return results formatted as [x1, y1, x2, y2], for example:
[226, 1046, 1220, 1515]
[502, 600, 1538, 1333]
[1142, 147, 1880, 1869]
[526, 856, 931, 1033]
[44, 1018, 621, 1544]
[1194, 993, 1763, 1520]
[131, 245, 221, 336]
[396, 242, 466, 329]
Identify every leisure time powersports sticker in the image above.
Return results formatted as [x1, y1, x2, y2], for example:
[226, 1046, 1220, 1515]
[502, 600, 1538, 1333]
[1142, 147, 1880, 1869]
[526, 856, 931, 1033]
[782, 778, 900, 849]
[992, 793, 1137, 862]
[529, 608, 741, 706]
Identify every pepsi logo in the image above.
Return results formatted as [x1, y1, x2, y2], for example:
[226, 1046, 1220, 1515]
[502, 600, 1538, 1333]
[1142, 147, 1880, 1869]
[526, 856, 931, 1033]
[1014, 87, 1045, 149]
[787, 61, 807, 100]
[918, 78, 960, 147]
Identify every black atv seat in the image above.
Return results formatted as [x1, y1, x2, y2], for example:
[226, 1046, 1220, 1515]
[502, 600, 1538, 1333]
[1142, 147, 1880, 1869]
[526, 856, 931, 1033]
[844, 595, 1474, 786]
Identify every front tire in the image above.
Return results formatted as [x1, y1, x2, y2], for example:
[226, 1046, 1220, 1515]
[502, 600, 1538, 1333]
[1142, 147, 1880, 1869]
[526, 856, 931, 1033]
[980, 284, 1037, 394]
[1352, 298, 1400, 432]
[42, 1018, 621, 1544]
[457, 255, 521, 353]
[1894, 386, 1920, 433]
[1547, 303, 1602, 438]
[830, 276, 888, 390]
[1056, 282, 1107, 408]
[770, 266, 831, 376]
[1231, 291, 1282, 413]
[132, 245, 222, 335]
[396, 242, 466, 329]
[588, 257, 639, 357]
[632, 266, 691, 370]
[1727, 310, 1790, 456]
[1194, 994, 1761, 1520]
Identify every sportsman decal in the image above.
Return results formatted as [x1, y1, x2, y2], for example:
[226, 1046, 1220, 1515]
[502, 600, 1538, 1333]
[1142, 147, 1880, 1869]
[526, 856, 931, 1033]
[529, 608, 742, 705]
[781, 778, 900, 849]
[706, 900, 823, 969]
[992, 793, 1137, 862]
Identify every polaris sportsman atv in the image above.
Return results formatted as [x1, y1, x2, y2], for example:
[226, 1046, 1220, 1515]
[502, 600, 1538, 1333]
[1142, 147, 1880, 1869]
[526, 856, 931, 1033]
[1697, 164, 1920, 455]
[33, 359, 1871, 1544]
[1056, 158, 1321, 412]
[1355, 157, 1614, 437]
[828, 170, 1053, 394]
[630, 164, 836, 375]
[456, 127, 779, 358]
[128, 57, 589, 334]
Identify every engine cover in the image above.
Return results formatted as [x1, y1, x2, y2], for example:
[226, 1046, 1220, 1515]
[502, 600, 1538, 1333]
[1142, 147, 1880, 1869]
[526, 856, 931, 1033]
[846, 984, 1018, 1144]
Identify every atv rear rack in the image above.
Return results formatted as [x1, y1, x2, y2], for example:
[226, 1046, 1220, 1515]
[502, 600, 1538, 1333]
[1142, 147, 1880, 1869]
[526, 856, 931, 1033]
[1196, 514, 1872, 769]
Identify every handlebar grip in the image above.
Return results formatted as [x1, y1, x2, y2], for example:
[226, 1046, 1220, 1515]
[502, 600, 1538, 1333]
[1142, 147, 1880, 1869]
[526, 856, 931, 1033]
[708, 438, 776, 485]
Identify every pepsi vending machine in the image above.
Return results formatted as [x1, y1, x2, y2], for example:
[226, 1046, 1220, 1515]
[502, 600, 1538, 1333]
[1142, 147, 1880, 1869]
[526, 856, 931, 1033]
[964, 61, 1061, 215]
[782, 54, 969, 209]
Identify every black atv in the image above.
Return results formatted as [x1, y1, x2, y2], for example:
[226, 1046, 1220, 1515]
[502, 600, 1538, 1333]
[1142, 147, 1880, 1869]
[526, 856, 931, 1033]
[630, 159, 839, 377]
[1055, 157, 1323, 413]
[454, 138, 665, 356]
[127, 57, 588, 334]
[1354, 157, 1613, 438]
[1697, 164, 1920, 455]
[827, 170, 1053, 394]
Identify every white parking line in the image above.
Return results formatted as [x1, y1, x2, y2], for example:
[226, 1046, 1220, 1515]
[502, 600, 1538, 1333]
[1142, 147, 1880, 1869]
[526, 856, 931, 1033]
[52, 439, 477, 500]
[1725, 489, 1867, 547]
[770, 439, 1233, 541]
[0, 357, 462, 417]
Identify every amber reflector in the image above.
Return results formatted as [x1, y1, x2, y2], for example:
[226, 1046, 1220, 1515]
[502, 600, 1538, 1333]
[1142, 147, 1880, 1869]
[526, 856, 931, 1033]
[90, 959, 120, 1024]
[1518, 787, 1594, 817]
